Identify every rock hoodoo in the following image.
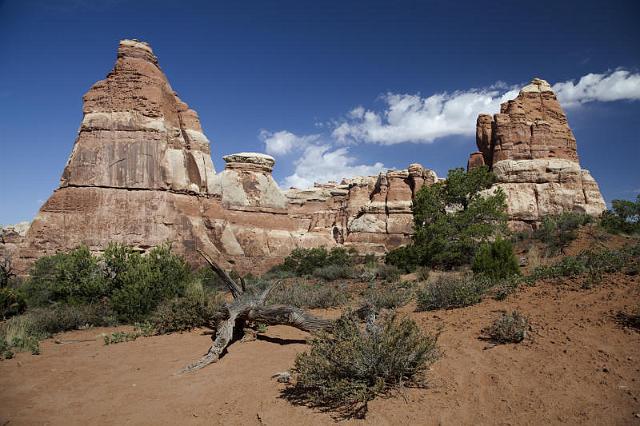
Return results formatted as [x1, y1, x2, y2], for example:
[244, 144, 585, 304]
[468, 78, 606, 230]
[7, 42, 606, 274]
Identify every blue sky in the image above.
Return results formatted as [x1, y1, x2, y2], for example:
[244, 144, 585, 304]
[0, 0, 639, 224]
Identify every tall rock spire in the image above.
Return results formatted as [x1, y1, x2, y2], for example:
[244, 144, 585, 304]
[468, 78, 606, 230]
[61, 39, 216, 194]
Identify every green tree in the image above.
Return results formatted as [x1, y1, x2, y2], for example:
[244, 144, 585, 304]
[389, 166, 507, 270]
[472, 238, 520, 280]
[600, 195, 640, 235]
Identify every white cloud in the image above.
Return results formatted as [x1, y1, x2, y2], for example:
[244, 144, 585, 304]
[259, 130, 320, 155]
[282, 145, 385, 189]
[553, 69, 640, 108]
[332, 89, 518, 145]
[331, 69, 640, 145]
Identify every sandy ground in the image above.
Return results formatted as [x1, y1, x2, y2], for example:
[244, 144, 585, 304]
[1, 273, 639, 425]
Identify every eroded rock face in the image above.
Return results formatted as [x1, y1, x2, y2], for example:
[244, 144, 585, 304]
[12, 39, 438, 274]
[10, 43, 607, 275]
[469, 78, 606, 229]
[62, 39, 217, 194]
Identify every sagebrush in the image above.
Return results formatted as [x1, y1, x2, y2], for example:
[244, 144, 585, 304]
[285, 313, 439, 418]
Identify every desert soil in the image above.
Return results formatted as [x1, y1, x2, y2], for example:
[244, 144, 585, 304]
[1, 273, 639, 425]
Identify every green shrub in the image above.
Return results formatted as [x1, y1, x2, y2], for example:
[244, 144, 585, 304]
[363, 281, 415, 310]
[275, 247, 356, 277]
[472, 238, 520, 280]
[285, 313, 439, 418]
[27, 245, 107, 306]
[151, 293, 223, 334]
[535, 212, 592, 255]
[105, 244, 192, 322]
[268, 281, 348, 309]
[312, 264, 354, 281]
[373, 264, 402, 282]
[0, 303, 116, 357]
[416, 275, 490, 311]
[525, 245, 639, 286]
[482, 311, 529, 343]
[24, 243, 193, 322]
[600, 195, 640, 235]
[385, 246, 419, 272]
[0, 287, 27, 319]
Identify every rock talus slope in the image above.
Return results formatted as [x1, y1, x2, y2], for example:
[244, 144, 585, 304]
[468, 78, 606, 230]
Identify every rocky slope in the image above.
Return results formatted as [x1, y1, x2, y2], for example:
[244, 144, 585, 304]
[468, 78, 606, 230]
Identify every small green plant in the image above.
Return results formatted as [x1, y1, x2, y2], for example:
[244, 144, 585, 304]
[490, 275, 522, 301]
[363, 281, 415, 310]
[416, 275, 490, 311]
[284, 313, 439, 418]
[312, 264, 354, 281]
[472, 238, 520, 280]
[482, 311, 529, 344]
[534, 212, 592, 255]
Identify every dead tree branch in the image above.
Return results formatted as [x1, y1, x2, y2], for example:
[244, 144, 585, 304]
[181, 252, 334, 373]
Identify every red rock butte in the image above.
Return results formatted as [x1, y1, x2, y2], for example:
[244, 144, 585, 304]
[3, 41, 605, 273]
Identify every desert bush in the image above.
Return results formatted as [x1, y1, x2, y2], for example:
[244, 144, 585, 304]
[151, 293, 224, 334]
[472, 238, 520, 280]
[105, 244, 192, 322]
[0, 303, 116, 357]
[0, 287, 27, 319]
[312, 264, 355, 281]
[363, 281, 415, 310]
[525, 245, 639, 286]
[273, 247, 356, 277]
[416, 275, 490, 311]
[27, 245, 107, 306]
[385, 246, 420, 272]
[600, 195, 640, 235]
[373, 264, 402, 282]
[285, 313, 439, 418]
[534, 212, 592, 255]
[489, 275, 522, 301]
[482, 311, 529, 343]
[267, 281, 348, 309]
[23, 243, 193, 322]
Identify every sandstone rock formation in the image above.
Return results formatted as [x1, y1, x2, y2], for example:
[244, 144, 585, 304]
[468, 78, 606, 230]
[7, 41, 607, 274]
[11, 40, 434, 274]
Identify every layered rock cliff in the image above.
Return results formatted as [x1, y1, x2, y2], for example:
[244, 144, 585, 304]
[12, 40, 431, 273]
[9, 42, 607, 274]
[468, 78, 606, 230]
